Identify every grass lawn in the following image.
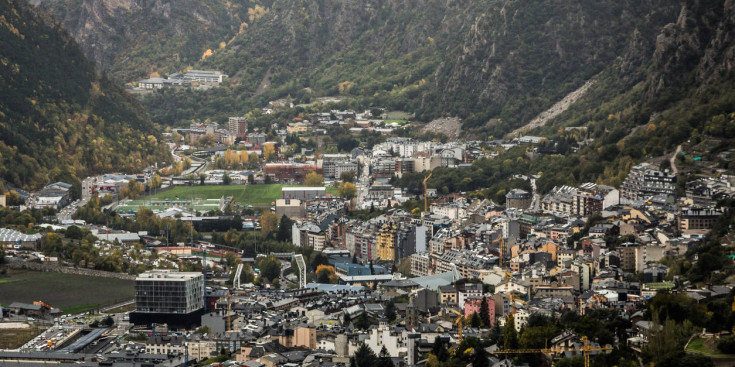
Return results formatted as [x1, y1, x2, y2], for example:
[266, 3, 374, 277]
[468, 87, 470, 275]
[687, 337, 733, 358]
[385, 110, 412, 120]
[0, 270, 134, 314]
[120, 184, 338, 211]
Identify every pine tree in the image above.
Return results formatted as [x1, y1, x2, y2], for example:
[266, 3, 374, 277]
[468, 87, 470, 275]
[377, 346, 394, 367]
[431, 338, 449, 362]
[385, 300, 397, 322]
[480, 297, 491, 327]
[471, 312, 482, 328]
[503, 315, 519, 350]
[352, 343, 378, 367]
[355, 312, 372, 330]
[277, 215, 293, 241]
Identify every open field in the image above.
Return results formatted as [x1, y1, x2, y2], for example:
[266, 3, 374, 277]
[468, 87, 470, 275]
[0, 325, 42, 349]
[117, 184, 338, 212]
[687, 337, 733, 358]
[385, 111, 412, 120]
[0, 270, 134, 314]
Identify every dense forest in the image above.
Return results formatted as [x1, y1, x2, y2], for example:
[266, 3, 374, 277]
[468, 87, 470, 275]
[0, 0, 171, 190]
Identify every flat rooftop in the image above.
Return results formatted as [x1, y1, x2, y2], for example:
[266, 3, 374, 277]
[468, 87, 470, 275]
[136, 270, 202, 281]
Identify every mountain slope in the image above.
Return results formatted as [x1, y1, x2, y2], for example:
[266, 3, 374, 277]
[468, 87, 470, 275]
[0, 0, 170, 189]
[132, 0, 680, 132]
[30, 0, 250, 82]
[34, 0, 682, 135]
[523, 0, 735, 191]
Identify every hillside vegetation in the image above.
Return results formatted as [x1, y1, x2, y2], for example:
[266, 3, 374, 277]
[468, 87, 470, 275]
[31, 0, 255, 83]
[28, 0, 735, 191]
[136, 0, 680, 134]
[0, 0, 170, 189]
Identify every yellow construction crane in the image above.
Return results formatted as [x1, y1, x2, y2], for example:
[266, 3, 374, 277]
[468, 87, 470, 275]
[423, 173, 432, 212]
[492, 336, 612, 367]
[449, 309, 464, 345]
[226, 289, 253, 332]
[578, 336, 612, 367]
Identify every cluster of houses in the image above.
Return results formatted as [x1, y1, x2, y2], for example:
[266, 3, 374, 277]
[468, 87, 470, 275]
[137, 70, 228, 90]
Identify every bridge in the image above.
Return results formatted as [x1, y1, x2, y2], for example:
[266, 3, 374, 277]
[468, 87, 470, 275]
[270, 252, 296, 259]
[268, 252, 306, 288]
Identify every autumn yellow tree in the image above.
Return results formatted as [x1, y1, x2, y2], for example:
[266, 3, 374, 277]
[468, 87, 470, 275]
[224, 149, 240, 166]
[124, 179, 145, 199]
[305, 172, 324, 187]
[248, 152, 260, 167]
[201, 49, 213, 60]
[316, 264, 338, 284]
[262, 143, 276, 162]
[260, 211, 278, 235]
[150, 174, 163, 189]
[338, 181, 357, 199]
[239, 150, 249, 164]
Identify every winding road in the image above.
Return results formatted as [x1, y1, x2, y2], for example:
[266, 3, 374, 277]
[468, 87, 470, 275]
[670, 144, 682, 175]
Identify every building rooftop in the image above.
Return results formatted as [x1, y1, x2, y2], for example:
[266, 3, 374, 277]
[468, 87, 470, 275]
[136, 270, 203, 281]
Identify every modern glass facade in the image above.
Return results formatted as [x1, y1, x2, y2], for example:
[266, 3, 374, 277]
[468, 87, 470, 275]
[135, 271, 203, 314]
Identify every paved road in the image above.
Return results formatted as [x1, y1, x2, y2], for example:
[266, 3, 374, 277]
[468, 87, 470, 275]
[356, 155, 371, 209]
[530, 177, 541, 211]
[670, 144, 682, 175]
[56, 198, 88, 222]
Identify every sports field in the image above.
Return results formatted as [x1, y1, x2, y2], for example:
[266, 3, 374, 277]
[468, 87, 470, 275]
[383, 111, 411, 124]
[0, 270, 134, 314]
[117, 184, 338, 212]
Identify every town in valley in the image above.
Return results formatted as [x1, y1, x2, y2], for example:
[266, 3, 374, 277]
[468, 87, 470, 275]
[2, 101, 734, 367]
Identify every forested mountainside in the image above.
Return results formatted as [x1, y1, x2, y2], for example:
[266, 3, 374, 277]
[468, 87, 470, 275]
[0, 0, 170, 190]
[162, 0, 679, 134]
[30, 0, 251, 82]
[394, 0, 735, 195]
[26, 0, 735, 191]
[529, 0, 735, 191]
[38, 0, 680, 135]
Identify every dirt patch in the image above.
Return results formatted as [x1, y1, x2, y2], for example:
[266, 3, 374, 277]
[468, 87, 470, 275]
[254, 67, 272, 96]
[510, 78, 596, 136]
[421, 117, 462, 139]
